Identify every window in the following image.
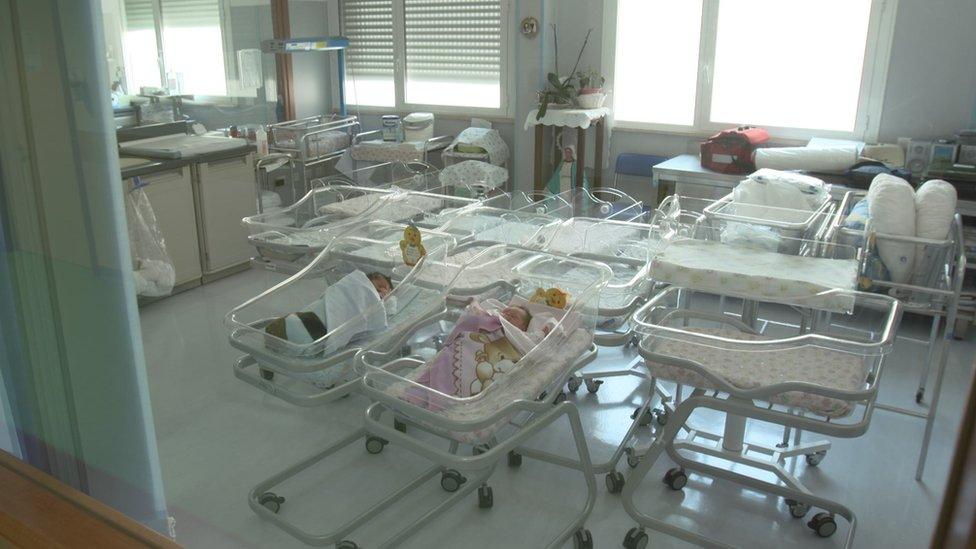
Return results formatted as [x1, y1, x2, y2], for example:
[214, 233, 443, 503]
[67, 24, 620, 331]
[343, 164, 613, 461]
[339, 0, 509, 114]
[607, 0, 896, 139]
[122, 0, 231, 96]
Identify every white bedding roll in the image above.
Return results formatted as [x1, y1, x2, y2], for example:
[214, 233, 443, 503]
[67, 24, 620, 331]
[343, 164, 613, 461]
[754, 146, 858, 173]
[912, 179, 957, 286]
[867, 174, 916, 283]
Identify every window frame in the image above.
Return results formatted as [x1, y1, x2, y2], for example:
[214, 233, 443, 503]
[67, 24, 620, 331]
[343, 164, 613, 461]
[602, 0, 898, 142]
[329, 0, 514, 119]
[121, 0, 240, 98]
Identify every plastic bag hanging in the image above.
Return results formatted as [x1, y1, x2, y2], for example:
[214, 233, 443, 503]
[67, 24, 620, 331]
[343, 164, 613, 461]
[125, 178, 176, 297]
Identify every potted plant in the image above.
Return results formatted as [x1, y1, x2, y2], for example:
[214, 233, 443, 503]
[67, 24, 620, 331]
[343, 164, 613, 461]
[536, 27, 593, 119]
[577, 67, 604, 95]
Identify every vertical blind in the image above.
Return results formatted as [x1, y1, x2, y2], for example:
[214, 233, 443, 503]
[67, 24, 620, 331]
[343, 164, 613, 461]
[403, 0, 501, 84]
[341, 0, 395, 78]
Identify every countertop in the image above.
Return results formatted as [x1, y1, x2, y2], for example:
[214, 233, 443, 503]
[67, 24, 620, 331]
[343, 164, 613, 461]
[120, 144, 255, 180]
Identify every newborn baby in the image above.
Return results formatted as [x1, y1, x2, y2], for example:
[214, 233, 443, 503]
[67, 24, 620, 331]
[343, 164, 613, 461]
[265, 270, 393, 351]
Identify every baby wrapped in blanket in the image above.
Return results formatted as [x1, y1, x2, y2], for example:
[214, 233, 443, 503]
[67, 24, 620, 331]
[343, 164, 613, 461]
[264, 270, 394, 387]
[406, 296, 560, 407]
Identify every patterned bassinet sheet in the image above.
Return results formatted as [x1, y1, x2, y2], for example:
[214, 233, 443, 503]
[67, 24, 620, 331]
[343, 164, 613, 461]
[383, 327, 593, 443]
[651, 239, 858, 312]
[645, 327, 868, 418]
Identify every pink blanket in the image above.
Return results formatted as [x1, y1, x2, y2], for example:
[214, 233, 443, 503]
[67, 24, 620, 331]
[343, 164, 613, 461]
[407, 302, 523, 408]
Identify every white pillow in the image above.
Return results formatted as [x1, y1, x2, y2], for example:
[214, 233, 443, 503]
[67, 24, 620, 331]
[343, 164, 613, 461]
[866, 174, 916, 283]
[913, 179, 957, 285]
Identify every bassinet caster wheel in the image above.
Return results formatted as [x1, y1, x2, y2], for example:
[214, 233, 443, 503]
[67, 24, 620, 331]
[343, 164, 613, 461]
[567, 376, 583, 393]
[605, 471, 625, 493]
[554, 391, 568, 405]
[336, 541, 358, 549]
[654, 408, 670, 426]
[507, 450, 523, 467]
[585, 378, 603, 394]
[440, 469, 466, 492]
[631, 406, 653, 427]
[365, 436, 387, 454]
[623, 527, 648, 549]
[477, 485, 494, 509]
[785, 498, 811, 518]
[573, 528, 593, 549]
[258, 492, 285, 514]
[624, 447, 641, 468]
[472, 443, 490, 455]
[663, 467, 687, 491]
[260, 368, 274, 381]
[805, 450, 827, 467]
[394, 418, 407, 433]
[807, 512, 837, 538]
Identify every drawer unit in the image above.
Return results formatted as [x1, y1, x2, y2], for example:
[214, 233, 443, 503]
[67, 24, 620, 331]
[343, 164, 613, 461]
[193, 153, 257, 274]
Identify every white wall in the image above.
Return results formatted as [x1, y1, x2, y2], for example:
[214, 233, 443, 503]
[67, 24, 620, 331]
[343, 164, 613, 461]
[877, 0, 976, 141]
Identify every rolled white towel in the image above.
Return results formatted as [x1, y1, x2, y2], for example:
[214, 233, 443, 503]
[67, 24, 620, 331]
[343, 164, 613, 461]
[912, 179, 957, 285]
[867, 174, 916, 283]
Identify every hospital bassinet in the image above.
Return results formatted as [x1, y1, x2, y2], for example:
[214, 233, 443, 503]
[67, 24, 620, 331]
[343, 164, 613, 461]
[357, 245, 612, 443]
[538, 217, 654, 317]
[621, 286, 901, 548]
[226, 222, 456, 405]
[269, 114, 361, 186]
[245, 185, 481, 266]
[243, 184, 395, 262]
[647, 204, 863, 313]
[323, 160, 441, 192]
[244, 245, 609, 549]
[825, 190, 966, 481]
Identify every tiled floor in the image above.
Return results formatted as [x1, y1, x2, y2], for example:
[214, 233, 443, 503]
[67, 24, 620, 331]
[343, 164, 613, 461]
[138, 268, 974, 548]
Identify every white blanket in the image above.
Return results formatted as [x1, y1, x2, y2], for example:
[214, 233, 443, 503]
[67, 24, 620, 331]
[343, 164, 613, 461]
[279, 270, 387, 353]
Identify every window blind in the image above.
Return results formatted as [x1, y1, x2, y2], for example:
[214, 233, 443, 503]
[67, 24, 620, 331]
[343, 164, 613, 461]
[123, 0, 155, 30]
[403, 0, 501, 84]
[341, 0, 395, 78]
[160, 0, 221, 28]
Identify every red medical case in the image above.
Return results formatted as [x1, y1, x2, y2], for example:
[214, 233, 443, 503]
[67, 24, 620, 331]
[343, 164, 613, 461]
[700, 126, 770, 174]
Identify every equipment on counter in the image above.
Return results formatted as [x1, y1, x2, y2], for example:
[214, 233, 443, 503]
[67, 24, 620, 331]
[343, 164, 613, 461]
[403, 112, 435, 142]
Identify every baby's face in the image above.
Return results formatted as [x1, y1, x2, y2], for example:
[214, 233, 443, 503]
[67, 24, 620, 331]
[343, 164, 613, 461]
[371, 277, 391, 298]
[500, 306, 529, 331]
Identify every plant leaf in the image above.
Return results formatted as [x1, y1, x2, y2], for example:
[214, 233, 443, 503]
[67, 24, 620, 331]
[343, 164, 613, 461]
[537, 98, 549, 119]
[547, 73, 561, 89]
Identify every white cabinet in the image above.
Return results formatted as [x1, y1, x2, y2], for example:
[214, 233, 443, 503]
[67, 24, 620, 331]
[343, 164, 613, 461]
[126, 167, 201, 287]
[194, 154, 256, 274]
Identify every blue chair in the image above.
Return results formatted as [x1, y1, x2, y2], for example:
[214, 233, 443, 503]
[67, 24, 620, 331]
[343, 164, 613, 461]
[613, 153, 668, 206]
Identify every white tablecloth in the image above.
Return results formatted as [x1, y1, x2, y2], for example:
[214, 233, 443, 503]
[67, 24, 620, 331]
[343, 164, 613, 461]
[524, 107, 611, 130]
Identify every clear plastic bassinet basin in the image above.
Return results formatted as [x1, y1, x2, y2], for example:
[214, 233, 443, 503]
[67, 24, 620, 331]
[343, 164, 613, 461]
[226, 221, 456, 376]
[244, 185, 480, 258]
[658, 194, 835, 256]
[436, 205, 565, 246]
[243, 184, 396, 257]
[322, 160, 441, 191]
[633, 286, 901, 419]
[357, 245, 612, 437]
[539, 217, 654, 315]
